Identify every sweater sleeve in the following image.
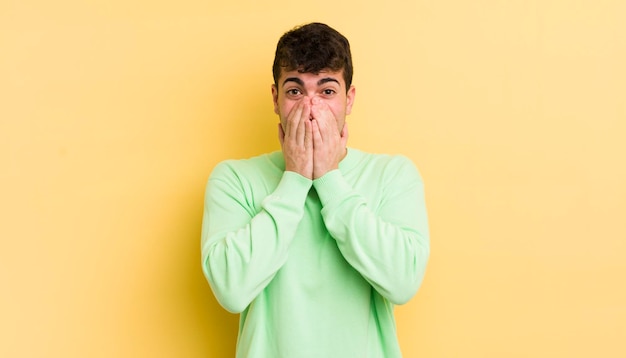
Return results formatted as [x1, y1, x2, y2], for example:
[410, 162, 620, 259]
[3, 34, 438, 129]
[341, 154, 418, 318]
[312, 156, 430, 305]
[201, 162, 312, 313]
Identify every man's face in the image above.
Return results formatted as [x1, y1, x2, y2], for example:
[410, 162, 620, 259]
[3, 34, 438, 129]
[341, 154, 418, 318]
[271, 69, 356, 132]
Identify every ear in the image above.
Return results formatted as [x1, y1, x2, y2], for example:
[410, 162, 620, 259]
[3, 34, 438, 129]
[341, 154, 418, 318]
[271, 84, 279, 115]
[345, 85, 356, 115]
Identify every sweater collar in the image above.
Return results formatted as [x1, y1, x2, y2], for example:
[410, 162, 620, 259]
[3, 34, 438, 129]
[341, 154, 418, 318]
[268, 147, 362, 174]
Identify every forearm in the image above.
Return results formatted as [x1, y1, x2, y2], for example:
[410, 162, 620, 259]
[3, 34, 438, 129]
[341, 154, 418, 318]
[201, 169, 311, 313]
[313, 168, 430, 304]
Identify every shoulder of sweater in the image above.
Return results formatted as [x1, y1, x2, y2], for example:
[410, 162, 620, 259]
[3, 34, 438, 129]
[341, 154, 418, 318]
[351, 148, 417, 170]
[210, 151, 281, 181]
[348, 149, 423, 186]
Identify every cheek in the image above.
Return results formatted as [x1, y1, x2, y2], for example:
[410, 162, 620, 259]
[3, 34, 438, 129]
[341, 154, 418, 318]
[278, 101, 295, 118]
[327, 103, 346, 120]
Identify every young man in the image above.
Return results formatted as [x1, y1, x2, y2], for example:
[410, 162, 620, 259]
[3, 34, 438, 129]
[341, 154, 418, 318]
[201, 22, 429, 358]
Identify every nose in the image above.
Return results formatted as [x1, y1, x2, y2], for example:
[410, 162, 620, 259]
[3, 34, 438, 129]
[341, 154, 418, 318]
[303, 96, 321, 105]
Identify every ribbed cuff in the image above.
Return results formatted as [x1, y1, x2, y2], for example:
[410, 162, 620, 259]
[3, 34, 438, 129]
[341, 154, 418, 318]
[312, 169, 353, 207]
[263, 171, 313, 208]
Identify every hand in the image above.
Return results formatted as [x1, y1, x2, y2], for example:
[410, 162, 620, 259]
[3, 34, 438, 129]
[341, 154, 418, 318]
[278, 100, 313, 179]
[311, 98, 348, 179]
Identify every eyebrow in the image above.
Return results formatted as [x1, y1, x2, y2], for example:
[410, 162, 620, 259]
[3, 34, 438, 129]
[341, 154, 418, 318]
[282, 77, 341, 87]
[283, 77, 304, 87]
[317, 77, 340, 86]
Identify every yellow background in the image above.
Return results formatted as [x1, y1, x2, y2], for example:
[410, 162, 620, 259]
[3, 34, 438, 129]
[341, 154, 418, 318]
[1, 0, 625, 357]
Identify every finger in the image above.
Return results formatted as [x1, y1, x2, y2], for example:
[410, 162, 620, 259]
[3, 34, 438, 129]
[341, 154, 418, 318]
[286, 101, 304, 139]
[288, 102, 302, 138]
[278, 123, 285, 145]
[304, 119, 313, 150]
[304, 102, 313, 143]
[310, 99, 320, 120]
[310, 104, 325, 133]
[296, 103, 308, 146]
[311, 119, 322, 147]
[315, 102, 337, 136]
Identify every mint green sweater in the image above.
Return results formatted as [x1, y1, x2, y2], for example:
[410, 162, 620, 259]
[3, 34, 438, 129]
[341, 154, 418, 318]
[201, 148, 429, 358]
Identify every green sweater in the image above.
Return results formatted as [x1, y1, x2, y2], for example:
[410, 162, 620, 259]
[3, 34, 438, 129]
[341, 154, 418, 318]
[201, 148, 429, 358]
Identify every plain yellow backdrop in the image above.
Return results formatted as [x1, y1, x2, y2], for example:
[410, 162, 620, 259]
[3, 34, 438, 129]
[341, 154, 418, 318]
[1, 0, 625, 357]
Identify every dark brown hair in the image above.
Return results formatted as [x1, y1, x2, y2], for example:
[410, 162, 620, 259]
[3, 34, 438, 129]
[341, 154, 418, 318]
[272, 23, 353, 89]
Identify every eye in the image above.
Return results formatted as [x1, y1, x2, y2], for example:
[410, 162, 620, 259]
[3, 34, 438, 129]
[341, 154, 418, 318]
[322, 88, 336, 97]
[286, 88, 302, 98]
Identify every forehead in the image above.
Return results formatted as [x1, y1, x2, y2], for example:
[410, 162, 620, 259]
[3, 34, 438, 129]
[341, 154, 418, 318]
[278, 69, 345, 88]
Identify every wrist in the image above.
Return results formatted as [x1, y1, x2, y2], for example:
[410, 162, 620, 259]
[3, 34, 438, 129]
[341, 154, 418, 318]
[313, 165, 338, 180]
[285, 167, 313, 180]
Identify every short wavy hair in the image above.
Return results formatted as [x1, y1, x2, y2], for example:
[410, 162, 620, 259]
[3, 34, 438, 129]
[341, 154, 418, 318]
[272, 23, 353, 89]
